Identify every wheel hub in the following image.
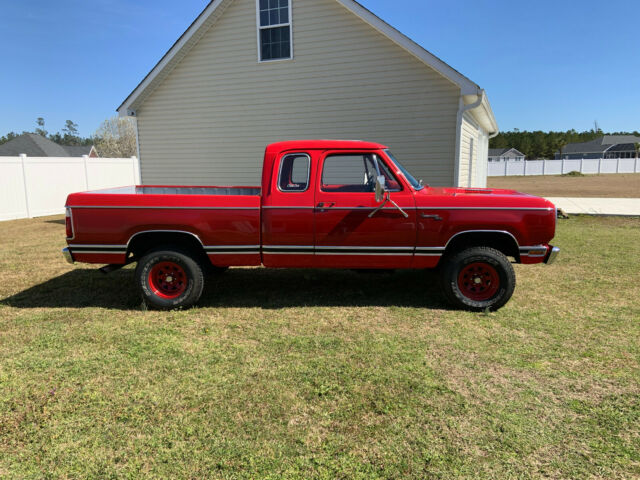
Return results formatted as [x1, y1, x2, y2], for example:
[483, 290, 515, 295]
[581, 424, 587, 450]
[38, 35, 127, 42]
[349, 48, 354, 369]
[457, 262, 500, 301]
[148, 261, 187, 299]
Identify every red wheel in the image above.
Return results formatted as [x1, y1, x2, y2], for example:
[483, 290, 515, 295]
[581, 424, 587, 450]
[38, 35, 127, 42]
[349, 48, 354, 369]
[136, 249, 204, 310]
[440, 246, 516, 311]
[148, 261, 187, 299]
[457, 262, 500, 301]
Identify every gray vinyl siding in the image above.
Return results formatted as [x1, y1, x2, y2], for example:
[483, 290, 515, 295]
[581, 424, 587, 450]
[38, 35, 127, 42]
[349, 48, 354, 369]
[459, 115, 489, 188]
[136, 0, 461, 186]
[475, 129, 489, 188]
[458, 115, 478, 187]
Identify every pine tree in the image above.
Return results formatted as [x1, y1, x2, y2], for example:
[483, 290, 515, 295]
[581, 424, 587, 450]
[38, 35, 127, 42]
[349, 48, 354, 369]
[35, 117, 47, 137]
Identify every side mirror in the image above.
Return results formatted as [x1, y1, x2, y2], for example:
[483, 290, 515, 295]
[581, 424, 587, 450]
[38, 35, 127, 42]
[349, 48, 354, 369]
[375, 175, 386, 202]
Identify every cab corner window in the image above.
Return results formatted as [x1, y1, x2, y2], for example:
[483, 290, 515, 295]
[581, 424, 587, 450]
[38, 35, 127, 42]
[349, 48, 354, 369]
[321, 154, 401, 193]
[278, 153, 310, 192]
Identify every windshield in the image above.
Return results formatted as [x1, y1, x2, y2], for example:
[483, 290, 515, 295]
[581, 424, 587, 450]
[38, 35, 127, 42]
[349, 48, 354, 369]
[384, 150, 425, 190]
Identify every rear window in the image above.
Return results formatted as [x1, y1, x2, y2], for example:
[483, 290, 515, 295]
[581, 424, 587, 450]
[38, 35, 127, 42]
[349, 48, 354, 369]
[278, 153, 310, 192]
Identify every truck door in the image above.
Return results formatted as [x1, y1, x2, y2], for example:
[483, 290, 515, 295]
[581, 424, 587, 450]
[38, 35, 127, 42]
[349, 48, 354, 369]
[313, 151, 416, 269]
[261, 151, 315, 268]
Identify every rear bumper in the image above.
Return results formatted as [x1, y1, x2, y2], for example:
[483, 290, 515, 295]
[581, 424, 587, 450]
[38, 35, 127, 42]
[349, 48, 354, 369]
[544, 246, 560, 265]
[62, 247, 75, 264]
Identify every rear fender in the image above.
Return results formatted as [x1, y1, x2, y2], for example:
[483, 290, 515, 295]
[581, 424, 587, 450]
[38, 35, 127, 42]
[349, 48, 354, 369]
[126, 230, 209, 265]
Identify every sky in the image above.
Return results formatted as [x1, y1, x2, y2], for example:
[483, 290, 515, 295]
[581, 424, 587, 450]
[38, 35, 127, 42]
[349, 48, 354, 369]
[1, 0, 639, 138]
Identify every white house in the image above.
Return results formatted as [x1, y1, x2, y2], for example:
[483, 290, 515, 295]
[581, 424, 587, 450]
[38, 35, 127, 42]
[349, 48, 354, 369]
[488, 148, 525, 162]
[117, 0, 498, 187]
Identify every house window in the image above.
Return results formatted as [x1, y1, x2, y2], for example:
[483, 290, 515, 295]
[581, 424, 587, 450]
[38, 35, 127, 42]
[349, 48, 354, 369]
[257, 0, 292, 62]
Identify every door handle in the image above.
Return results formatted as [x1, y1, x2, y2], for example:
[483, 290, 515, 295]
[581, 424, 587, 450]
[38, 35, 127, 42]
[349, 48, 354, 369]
[317, 202, 335, 210]
[420, 213, 443, 221]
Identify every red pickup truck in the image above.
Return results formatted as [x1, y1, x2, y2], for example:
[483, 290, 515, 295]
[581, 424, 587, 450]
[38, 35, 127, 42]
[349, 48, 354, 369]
[63, 140, 559, 311]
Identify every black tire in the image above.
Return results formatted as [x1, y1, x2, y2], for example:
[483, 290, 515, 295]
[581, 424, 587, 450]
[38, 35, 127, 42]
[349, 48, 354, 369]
[439, 246, 515, 311]
[135, 249, 204, 310]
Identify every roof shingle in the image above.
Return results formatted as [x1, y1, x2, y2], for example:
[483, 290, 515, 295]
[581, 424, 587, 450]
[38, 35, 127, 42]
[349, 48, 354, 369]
[0, 133, 94, 157]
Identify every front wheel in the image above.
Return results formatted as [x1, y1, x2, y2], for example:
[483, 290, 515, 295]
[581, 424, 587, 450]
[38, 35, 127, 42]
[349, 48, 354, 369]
[136, 249, 204, 310]
[439, 246, 516, 311]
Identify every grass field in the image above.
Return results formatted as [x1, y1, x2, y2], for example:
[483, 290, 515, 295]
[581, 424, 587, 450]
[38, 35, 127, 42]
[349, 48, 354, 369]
[488, 172, 640, 198]
[1, 215, 639, 479]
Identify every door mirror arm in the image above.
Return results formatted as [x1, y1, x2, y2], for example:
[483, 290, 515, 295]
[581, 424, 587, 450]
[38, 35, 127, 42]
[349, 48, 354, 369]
[369, 178, 409, 219]
[387, 194, 409, 218]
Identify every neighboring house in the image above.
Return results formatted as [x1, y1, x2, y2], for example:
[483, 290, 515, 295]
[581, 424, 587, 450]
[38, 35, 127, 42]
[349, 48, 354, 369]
[603, 143, 637, 159]
[117, 0, 498, 187]
[63, 145, 100, 158]
[0, 133, 99, 157]
[555, 135, 640, 160]
[488, 148, 525, 162]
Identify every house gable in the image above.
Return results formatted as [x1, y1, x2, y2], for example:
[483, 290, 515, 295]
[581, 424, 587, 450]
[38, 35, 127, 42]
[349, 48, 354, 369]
[118, 0, 236, 115]
[488, 148, 525, 160]
[333, 0, 479, 94]
[118, 0, 481, 116]
[131, 0, 467, 186]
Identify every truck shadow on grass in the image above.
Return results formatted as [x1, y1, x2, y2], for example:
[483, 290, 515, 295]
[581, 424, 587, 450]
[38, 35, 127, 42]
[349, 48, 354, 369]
[1, 267, 449, 310]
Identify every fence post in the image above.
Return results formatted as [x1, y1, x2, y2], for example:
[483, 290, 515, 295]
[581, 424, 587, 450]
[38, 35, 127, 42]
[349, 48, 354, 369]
[636, 156, 639, 173]
[561, 158, 565, 174]
[542, 160, 546, 175]
[616, 157, 620, 174]
[132, 156, 141, 185]
[580, 158, 584, 174]
[523, 160, 527, 176]
[82, 155, 89, 190]
[598, 158, 601, 174]
[19, 154, 31, 218]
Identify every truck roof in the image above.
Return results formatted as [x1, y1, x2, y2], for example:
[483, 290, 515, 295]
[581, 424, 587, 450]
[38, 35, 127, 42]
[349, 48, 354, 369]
[266, 140, 388, 152]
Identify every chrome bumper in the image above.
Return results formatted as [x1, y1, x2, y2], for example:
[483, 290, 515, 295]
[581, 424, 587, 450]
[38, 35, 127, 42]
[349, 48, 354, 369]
[545, 246, 560, 265]
[62, 247, 74, 264]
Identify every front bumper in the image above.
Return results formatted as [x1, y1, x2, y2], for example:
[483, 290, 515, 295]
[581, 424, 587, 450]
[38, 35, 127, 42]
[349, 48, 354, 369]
[62, 247, 75, 264]
[544, 246, 560, 265]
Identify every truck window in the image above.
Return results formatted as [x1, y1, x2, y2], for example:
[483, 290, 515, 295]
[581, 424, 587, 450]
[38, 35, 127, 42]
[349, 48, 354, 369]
[321, 154, 401, 192]
[278, 153, 310, 192]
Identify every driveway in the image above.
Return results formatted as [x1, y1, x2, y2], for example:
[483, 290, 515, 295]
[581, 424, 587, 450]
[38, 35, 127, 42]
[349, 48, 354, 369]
[546, 197, 640, 216]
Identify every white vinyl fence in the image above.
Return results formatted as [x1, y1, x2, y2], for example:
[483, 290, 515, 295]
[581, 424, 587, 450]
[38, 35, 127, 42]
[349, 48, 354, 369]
[0, 155, 140, 221]
[488, 157, 640, 177]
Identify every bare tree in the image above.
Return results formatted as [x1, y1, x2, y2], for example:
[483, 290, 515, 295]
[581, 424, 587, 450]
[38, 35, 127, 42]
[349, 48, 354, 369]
[94, 116, 137, 158]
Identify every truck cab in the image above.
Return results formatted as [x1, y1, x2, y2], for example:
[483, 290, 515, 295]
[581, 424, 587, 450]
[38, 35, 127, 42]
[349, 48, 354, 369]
[261, 141, 418, 270]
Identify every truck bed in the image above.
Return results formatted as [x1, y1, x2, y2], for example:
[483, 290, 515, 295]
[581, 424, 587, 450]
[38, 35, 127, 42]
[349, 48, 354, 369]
[90, 185, 261, 196]
[65, 185, 263, 266]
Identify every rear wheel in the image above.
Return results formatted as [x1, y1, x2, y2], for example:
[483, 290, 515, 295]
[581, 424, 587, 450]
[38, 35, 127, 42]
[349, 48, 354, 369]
[440, 246, 515, 311]
[136, 249, 204, 310]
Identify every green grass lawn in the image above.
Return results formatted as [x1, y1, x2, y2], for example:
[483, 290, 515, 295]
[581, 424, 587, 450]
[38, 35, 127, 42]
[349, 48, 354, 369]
[0, 215, 639, 479]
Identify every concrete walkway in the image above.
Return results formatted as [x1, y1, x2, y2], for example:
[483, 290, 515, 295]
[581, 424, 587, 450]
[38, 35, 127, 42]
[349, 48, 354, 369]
[545, 197, 640, 216]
